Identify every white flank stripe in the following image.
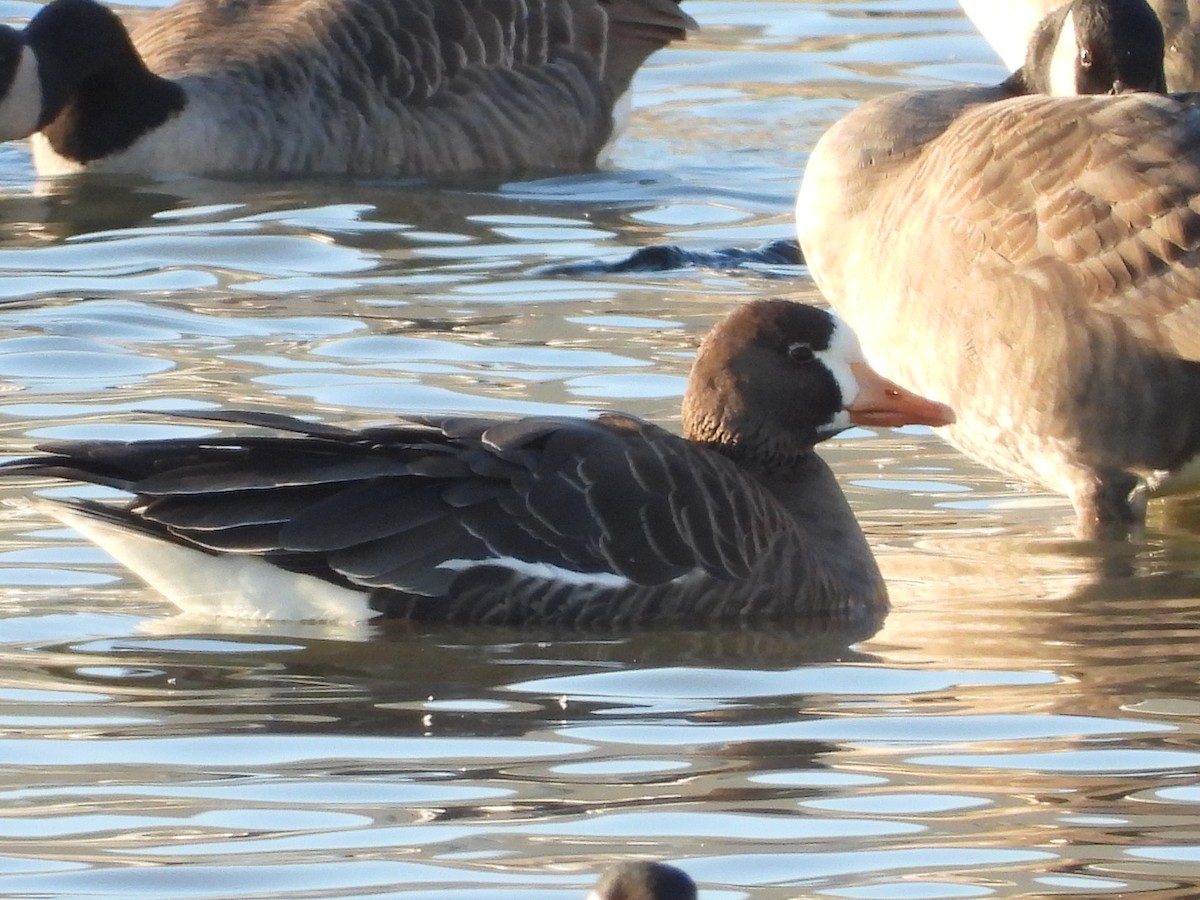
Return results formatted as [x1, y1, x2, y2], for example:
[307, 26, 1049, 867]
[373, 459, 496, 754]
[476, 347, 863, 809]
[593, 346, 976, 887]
[0, 46, 43, 141]
[438, 556, 632, 589]
[43, 502, 376, 623]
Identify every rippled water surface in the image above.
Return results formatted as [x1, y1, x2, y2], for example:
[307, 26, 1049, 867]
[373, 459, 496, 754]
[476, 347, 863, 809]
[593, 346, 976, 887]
[4, 1, 1200, 898]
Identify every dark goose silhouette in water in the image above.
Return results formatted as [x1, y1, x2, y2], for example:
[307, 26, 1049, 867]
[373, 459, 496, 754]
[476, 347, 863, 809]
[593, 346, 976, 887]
[2, 300, 952, 629]
[588, 862, 697, 900]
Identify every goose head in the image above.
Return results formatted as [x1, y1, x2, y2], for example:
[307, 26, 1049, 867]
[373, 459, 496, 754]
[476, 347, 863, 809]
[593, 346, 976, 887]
[0, 22, 40, 141]
[0, 0, 179, 150]
[1012, 0, 1167, 95]
[587, 862, 698, 900]
[681, 300, 955, 468]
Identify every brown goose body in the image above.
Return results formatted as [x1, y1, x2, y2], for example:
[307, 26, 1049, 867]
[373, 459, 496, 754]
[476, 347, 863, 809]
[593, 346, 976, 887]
[797, 83, 1200, 535]
[0, 0, 692, 176]
[2, 301, 952, 630]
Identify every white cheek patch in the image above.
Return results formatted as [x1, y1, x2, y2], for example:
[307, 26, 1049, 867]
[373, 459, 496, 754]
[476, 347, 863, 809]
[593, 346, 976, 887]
[814, 317, 864, 403]
[1048, 10, 1081, 97]
[0, 45, 43, 140]
[814, 317, 865, 435]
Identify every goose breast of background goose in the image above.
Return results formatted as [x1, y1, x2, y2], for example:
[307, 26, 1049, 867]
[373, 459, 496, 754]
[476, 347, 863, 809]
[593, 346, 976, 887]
[0, 300, 953, 630]
[797, 0, 1200, 537]
[960, 0, 1200, 91]
[0, 0, 694, 176]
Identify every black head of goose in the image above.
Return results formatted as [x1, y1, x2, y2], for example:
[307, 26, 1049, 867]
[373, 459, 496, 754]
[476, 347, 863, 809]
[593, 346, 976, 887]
[961, 0, 1200, 92]
[1004, 0, 1167, 95]
[588, 862, 697, 900]
[1, 300, 952, 629]
[0, 0, 694, 177]
[796, 0, 1200, 538]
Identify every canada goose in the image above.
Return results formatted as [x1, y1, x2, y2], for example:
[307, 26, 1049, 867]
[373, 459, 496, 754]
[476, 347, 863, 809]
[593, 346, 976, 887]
[960, 0, 1199, 91]
[0, 0, 693, 177]
[588, 862, 697, 900]
[796, 0, 1200, 537]
[1, 300, 952, 627]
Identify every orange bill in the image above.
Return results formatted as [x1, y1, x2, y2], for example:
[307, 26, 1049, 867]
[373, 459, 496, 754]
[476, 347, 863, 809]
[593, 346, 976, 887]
[846, 362, 955, 428]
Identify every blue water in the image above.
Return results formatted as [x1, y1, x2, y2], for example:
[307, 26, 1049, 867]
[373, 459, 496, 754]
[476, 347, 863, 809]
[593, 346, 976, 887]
[3, 1, 1200, 898]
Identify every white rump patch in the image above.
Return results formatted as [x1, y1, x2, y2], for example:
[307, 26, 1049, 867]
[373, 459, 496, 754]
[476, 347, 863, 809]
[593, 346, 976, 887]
[1048, 10, 1081, 96]
[814, 316, 865, 433]
[43, 502, 376, 623]
[0, 46, 42, 141]
[596, 86, 633, 164]
[438, 556, 632, 589]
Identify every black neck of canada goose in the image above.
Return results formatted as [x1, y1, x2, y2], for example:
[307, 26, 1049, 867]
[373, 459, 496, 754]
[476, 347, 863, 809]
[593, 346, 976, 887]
[1, 0, 184, 158]
[1004, 0, 1167, 96]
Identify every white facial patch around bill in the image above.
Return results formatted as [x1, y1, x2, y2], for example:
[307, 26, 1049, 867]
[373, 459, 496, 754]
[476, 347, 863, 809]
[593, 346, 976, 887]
[1048, 10, 1082, 96]
[0, 45, 42, 141]
[814, 316, 864, 434]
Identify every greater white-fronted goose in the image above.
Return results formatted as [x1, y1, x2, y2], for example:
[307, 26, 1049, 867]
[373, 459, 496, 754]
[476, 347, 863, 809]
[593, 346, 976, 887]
[0, 0, 693, 177]
[588, 862, 697, 900]
[961, 0, 1199, 91]
[2, 300, 953, 628]
[796, 0, 1200, 537]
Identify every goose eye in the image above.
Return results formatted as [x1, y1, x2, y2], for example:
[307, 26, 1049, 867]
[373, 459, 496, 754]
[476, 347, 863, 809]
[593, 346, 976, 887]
[1079, 48, 1093, 67]
[787, 342, 815, 364]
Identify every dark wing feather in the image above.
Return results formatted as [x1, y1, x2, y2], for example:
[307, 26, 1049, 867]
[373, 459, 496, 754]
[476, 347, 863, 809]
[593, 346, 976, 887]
[4, 410, 790, 601]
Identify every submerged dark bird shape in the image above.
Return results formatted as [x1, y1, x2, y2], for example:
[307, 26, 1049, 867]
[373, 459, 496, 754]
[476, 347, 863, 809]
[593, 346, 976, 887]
[588, 862, 697, 900]
[2, 300, 952, 629]
[796, 0, 1200, 537]
[0, 0, 693, 176]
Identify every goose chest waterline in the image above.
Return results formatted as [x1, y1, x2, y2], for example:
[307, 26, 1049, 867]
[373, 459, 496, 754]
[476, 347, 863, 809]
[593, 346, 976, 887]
[0, 0, 693, 176]
[1, 301, 953, 629]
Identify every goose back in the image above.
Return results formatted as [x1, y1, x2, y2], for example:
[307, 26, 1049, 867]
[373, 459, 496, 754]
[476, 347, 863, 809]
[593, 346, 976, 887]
[15, 0, 692, 175]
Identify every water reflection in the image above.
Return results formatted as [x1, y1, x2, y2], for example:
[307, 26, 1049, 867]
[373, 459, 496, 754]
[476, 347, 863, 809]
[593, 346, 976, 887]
[2, 0, 1200, 898]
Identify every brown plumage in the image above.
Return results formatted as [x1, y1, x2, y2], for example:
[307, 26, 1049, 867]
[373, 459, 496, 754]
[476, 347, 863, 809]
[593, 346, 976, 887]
[0, 0, 693, 175]
[797, 25, 1200, 535]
